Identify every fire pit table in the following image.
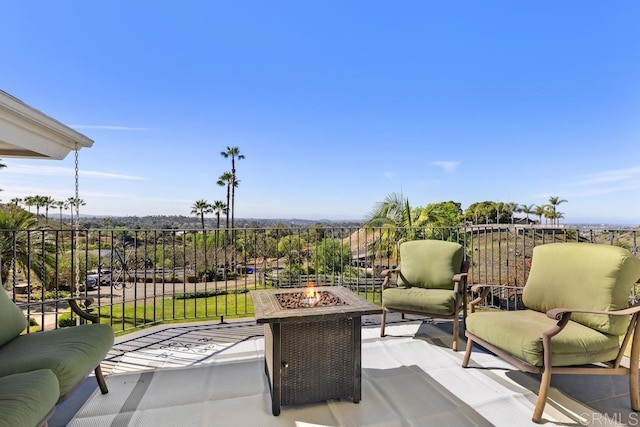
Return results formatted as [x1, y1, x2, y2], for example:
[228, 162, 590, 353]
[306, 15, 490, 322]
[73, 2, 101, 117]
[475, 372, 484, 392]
[250, 286, 382, 415]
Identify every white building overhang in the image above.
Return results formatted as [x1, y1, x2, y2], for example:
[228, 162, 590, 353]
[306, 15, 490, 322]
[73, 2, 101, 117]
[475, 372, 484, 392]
[0, 90, 93, 160]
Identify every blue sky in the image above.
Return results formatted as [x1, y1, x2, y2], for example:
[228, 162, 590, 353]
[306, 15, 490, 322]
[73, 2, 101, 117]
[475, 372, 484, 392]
[1, 1, 639, 224]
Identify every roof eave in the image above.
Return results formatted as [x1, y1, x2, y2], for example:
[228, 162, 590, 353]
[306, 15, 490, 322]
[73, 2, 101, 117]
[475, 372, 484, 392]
[0, 90, 93, 160]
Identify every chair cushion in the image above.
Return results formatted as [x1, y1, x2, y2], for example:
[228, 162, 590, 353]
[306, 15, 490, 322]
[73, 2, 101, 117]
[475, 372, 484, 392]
[0, 323, 114, 396]
[0, 369, 59, 427]
[0, 289, 28, 347]
[466, 310, 621, 367]
[397, 240, 464, 290]
[383, 287, 456, 316]
[522, 243, 640, 336]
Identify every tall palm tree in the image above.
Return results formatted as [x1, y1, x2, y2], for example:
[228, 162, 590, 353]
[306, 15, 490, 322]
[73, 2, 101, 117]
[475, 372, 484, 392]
[190, 200, 212, 230]
[41, 196, 55, 224]
[65, 197, 85, 226]
[211, 200, 227, 230]
[211, 200, 228, 249]
[216, 172, 233, 228]
[547, 196, 567, 226]
[53, 200, 65, 228]
[10, 198, 22, 207]
[220, 146, 245, 229]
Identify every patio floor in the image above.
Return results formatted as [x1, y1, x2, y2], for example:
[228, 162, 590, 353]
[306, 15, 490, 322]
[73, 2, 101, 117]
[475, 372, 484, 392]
[51, 313, 638, 426]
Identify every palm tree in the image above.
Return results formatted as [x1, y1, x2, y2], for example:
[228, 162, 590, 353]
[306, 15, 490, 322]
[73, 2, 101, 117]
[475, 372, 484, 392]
[533, 205, 546, 225]
[53, 200, 65, 228]
[366, 192, 415, 259]
[366, 192, 413, 228]
[41, 196, 55, 224]
[190, 200, 212, 230]
[211, 200, 227, 249]
[211, 200, 227, 230]
[0, 206, 55, 286]
[519, 204, 535, 222]
[9, 198, 22, 207]
[220, 146, 245, 229]
[216, 172, 233, 228]
[547, 196, 567, 226]
[24, 196, 35, 213]
[65, 197, 86, 226]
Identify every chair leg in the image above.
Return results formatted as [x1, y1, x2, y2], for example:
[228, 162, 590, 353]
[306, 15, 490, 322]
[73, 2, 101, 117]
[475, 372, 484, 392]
[532, 367, 551, 423]
[462, 335, 473, 367]
[452, 314, 459, 351]
[95, 365, 108, 394]
[380, 308, 387, 337]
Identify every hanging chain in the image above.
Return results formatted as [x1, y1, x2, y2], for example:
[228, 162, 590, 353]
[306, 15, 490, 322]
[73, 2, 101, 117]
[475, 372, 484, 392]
[74, 143, 80, 297]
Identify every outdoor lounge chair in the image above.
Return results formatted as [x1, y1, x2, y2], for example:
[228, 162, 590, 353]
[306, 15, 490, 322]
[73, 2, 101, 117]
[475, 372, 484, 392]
[463, 242, 640, 423]
[380, 239, 468, 350]
[0, 287, 114, 405]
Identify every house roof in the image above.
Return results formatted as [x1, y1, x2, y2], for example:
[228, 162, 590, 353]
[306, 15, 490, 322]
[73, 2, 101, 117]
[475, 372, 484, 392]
[0, 90, 93, 160]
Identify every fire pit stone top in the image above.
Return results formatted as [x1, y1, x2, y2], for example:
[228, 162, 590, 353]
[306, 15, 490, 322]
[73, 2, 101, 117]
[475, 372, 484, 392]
[251, 286, 382, 324]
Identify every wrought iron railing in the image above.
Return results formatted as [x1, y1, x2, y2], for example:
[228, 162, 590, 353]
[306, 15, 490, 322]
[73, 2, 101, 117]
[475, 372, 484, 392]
[3, 224, 637, 333]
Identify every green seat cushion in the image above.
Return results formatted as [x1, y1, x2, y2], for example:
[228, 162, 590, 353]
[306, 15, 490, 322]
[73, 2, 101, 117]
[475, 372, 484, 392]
[0, 289, 28, 347]
[522, 243, 640, 336]
[0, 323, 114, 396]
[466, 310, 620, 367]
[397, 240, 464, 290]
[383, 287, 456, 316]
[0, 369, 59, 427]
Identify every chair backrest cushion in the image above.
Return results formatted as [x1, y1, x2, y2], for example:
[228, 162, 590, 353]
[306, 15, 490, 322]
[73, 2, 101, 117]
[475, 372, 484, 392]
[397, 240, 464, 290]
[522, 242, 640, 336]
[0, 287, 28, 347]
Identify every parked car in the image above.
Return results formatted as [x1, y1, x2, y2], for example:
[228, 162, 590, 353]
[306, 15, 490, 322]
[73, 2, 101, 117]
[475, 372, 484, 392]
[81, 275, 98, 291]
[87, 270, 112, 286]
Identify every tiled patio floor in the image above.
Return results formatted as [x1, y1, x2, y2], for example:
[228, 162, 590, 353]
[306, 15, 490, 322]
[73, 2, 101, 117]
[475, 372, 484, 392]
[51, 314, 639, 426]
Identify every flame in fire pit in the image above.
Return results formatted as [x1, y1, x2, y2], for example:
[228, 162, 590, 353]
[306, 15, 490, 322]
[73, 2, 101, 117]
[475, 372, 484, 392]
[301, 282, 319, 306]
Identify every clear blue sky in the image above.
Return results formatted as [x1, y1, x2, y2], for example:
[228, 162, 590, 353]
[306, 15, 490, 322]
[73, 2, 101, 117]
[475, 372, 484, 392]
[1, 1, 639, 224]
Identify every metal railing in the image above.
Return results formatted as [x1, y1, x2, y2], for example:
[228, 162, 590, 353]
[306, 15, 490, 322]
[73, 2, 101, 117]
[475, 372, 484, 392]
[3, 224, 637, 333]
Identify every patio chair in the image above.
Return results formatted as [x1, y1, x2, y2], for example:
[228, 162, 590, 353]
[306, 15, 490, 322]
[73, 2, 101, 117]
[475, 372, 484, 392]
[462, 242, 640, 423]
[380, 239, 468, 350]
[0, 288, 114, 401]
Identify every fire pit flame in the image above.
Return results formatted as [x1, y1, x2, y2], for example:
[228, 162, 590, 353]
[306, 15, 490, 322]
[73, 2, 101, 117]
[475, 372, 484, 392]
[300, 282, 319, 306]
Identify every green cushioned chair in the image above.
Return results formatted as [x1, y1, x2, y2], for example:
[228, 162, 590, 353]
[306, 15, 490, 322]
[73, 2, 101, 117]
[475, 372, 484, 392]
[0, 369, 59, 427]
[380, 240, 468, 350]
[0, 287, 114, 400]
[463, 242, 640, 423]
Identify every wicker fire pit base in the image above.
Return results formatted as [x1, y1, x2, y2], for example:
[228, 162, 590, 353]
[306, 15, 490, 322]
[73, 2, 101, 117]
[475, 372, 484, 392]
[251, 286, 382, 416]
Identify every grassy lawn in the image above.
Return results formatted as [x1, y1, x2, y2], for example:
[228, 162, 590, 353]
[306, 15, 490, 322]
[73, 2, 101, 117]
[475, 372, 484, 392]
[98, 291, 255, 334]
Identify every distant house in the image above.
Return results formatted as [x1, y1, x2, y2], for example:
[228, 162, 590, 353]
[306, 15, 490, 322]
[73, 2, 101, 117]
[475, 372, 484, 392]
[514, 217, 537, 225]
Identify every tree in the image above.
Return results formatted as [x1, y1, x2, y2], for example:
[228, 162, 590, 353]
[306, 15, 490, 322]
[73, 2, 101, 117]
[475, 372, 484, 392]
[65, 197, 86, 226]
[533, 205, 546, 224]
[190, 200, 212, 230]
[220, 146, 245, 229]
[9, 198, 22, 207]
[519, 204, 535, 222]
[52, 201, 66, 229]
[311, 238, 352, 274]
[211, 200, 227, 230]
[41, 196, 55, 224]
[366, 192, 412, 228]
[216, 172, 233, 228]
[0, 206, 55, 287]
[547, 196, 567, 226]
